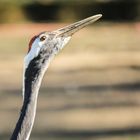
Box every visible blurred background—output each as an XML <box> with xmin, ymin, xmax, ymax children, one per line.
<box><xmin>0</xmin><ymin>0</ymin><xmax>140</xmax><ymax>140</ymax></box>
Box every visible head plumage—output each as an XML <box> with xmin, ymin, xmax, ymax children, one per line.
<box><xmin>28</xmin><ymin>35</ymin><xmax>38</xmax><ymax>53</ymax></box>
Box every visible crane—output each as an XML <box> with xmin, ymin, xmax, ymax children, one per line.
<box><xmin>10</xmin><ymin>14</ymin><xmax>102</xmax><ymax>140</ymax></box>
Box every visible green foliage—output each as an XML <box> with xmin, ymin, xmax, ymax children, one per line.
<box><xmin>0</xmin><ymin>1</ymin><xmax>26</xmax><ymax>23</ymax></box>
<box><xmin>0</xmin><ymin>0</ymin><xmax>139</xmax><ymax>23</ymax></box>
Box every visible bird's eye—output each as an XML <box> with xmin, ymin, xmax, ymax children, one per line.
<box><xmin>40</xmin><ymin>36</ymin><xmax>46</xmax><ymax>41</ymax></box>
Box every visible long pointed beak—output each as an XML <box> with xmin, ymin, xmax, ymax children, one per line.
<box><xmin>55</xmin><ymin>14</ymin><xmax>102</xmax><ymax>37</ymax></box>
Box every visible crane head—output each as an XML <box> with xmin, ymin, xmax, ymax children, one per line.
<box><xmin>24</xmin><ymin>14</ymin><xmax>102</xmax><ymax>69</ymax></box>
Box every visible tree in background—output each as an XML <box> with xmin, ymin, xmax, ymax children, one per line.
<box><xmin>0</xmin><ymin>0</ymin><xmax>139</xmax><ymax>23</ymax></box>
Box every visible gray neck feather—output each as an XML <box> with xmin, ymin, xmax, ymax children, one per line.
<box><xmin>10</xmin><ymin>53</ymin><xmax>50</xmax><ymax>140</ymax></box>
